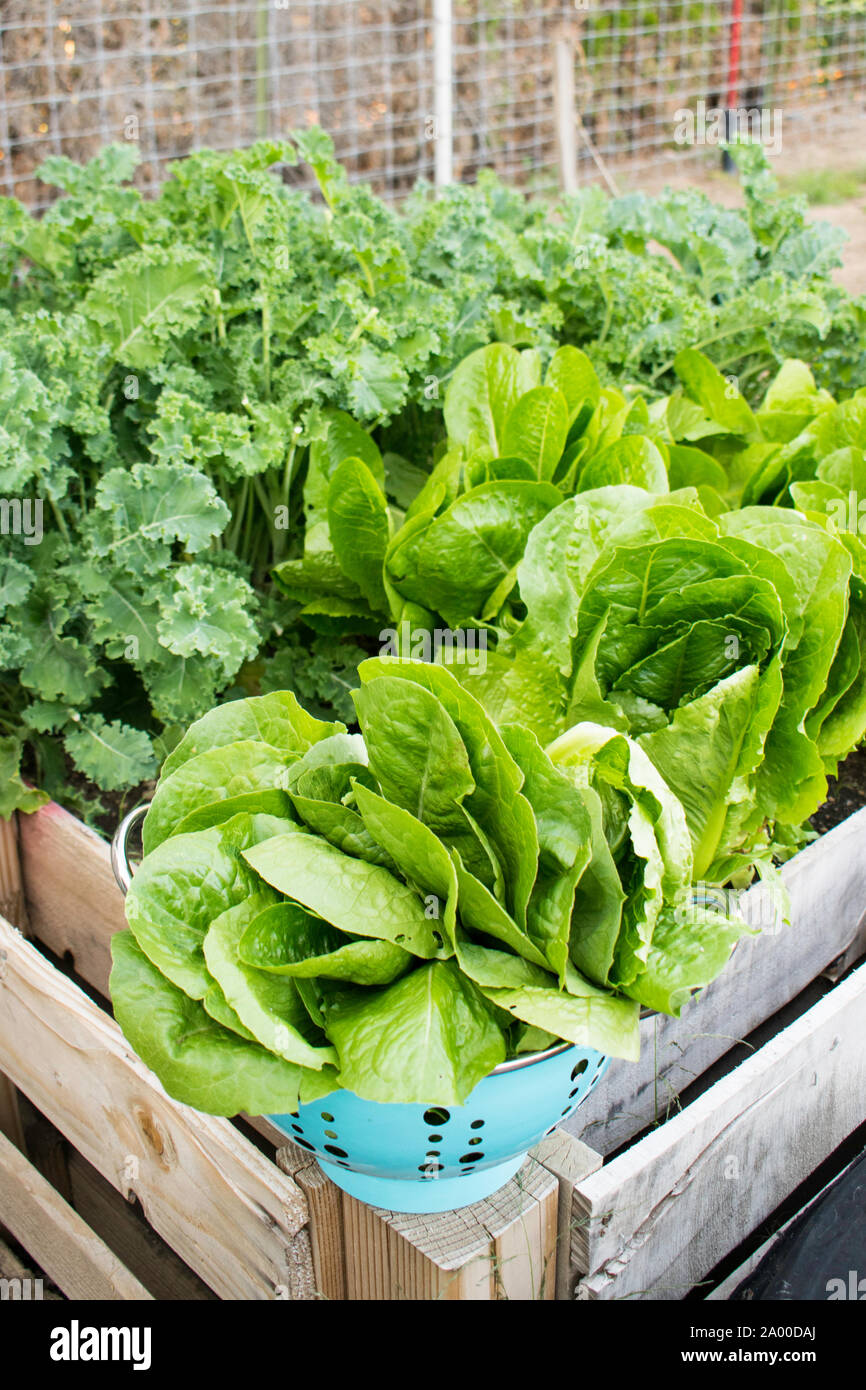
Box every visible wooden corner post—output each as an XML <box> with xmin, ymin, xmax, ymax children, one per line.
<box><xmin>277</xmin><ymin>1141</ymin><xmax>560</xmax><ymax>1300</ymax></box>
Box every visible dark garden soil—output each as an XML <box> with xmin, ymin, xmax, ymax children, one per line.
<box><xmin>809</xmin><ymin>747</ymin><xmax>866</xmax><ymax>835</ymax></box>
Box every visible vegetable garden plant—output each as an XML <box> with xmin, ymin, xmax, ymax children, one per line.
<box><xmin>1</xmin><ymin>133</ymin><xmax>864</xmax><ymax>818</ymax></box>
<box><xmin>112</xmin><ymin>662</ymin><xmax>743</xmax><ymax>1110</ymax></box>
<box><xmin>2</xmin><ymin>132</ymin><xmax>866</xmax><ymax>1128</ymax></box>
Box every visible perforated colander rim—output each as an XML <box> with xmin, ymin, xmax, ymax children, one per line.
<box><xmin>490</xmin><ymin>1041</ymin><xmax>574</xmax><ymax>1073</ymax></box>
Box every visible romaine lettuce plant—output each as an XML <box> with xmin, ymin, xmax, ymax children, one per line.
<box><xmin>110</xmin><ymin>662</ymin><xmax>745</xmax><ymax>1114</ymax></box>
<box><xmin>284</xmin><ymin>340</ymin><xmax>866</xmax><ymax>888</ymax></box>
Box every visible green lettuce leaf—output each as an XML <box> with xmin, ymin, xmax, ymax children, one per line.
<box><xmin>110</xmin><ymin>930</ymin><xmax>336</xmax><ymax>1115</ymax></box>
<box><xmin>622</xmin><ymin>903</ymin><xmax>749</xmax><ymax>1015</ymax></box>
<box><xmin>357</xmin><ymin>659</ymin><xmax>539</xmax><ymax>928</ymax></box>
<box><xmin>125</xmin><ymin>813</ymin><xmax>289</xmax><ymax>998</ymax></box>
<box><xmin>326</xmin><ymin>455</ymin><xmax>390</xmax><ymax>611</ymax></box>
<box><xmin>161</xmin><ymin>691</ymin><xmax>341</xmax><ymax>779</ymax></box>
<box><xmin>444</xmin><ymin>342</ymin><xmax>522</xmax><ymax>453</ymax></box>
<box><xmin>202</xmin><ymin>895</ymin><xmax>338</xmax><ymax>1068</ymax></box>
<box><xmin>481</xmin><ymin>965</ymin><xmax>640</xmax><ymax>1062</ymax></box>
<box><xmin>239</xmin><ymin>899</ymin><xmax>412</xmax><ymax>985</ymax></box>
<box><xmin>321</xmin><ymin>960</ymin><xmax>507</xmax><ymax>1104</ymax></box>
<box><xmin>142</xmin><ymin>739</ymin><xmax>295</xmax><ymax>853</ymax></box>
<box><xmin>243</xmin><ymin>831</ymin><xmax>451</xmax><ymax>959</ymax></box>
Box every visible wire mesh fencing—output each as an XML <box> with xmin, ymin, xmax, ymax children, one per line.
<box><xmin>1</xmin><ymin>1</ymin><xmax>865</xmax><ymax>209</ymax></box>
<box><xmin>571</xmin><ymin>0</ymin><xmax>866</xmax><ymax>186</ymax></box>
<box><xmin>0</xmin><ymin>1</ymin><xmax>440</xmax><ymax>205</ymax></box>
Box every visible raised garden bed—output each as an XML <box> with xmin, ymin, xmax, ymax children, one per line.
<box><xmin>0</xmin><ymin>795</ymin><xmax>863</xmax><ymax>1301</ymax></box>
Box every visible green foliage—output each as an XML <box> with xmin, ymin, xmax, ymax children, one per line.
<box><xmin>1</xmin><ymin>134</ymin><xmax>864</xmax><ymax>817</ymax></box>
<box><xmin>111</xmin><ymin>669</ymin><xmax>747</xmax><ymax>1113</ymax></box>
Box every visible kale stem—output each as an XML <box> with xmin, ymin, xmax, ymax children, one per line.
<box><xmin>597</xmin><ymin>275</ymin><xmax>613</xmax><ymax>347</ymax></box>
<box><xmin>347</xmin><ymin>307</ymin><xmax>379</xmax><ymax>346</ymax></box>
<box><xmin>282</xmin><ymin>437</ymin><xmax>299</xmax><ymax>505</ymax></box>
<box><xmin>48</xmin><ymin>497</ymin><xmax>71</xmax><ymax>544</ymax></box>
<box><xmin>358</xmin><ymin>255</ymin><xmax>376</xmax><ymax>298</ymax></box>
<box><xmin>213</xmin><ymin>288</ymin><xmax>227</xmax><ymax>344</ymax></box>
<box><xmin>252</xmin><ymin>471</ymin><xmax>278</xmax><ymax>562</ymax></box>
<box><xmin>251</xmin><ymin>471</ymin><xmax>273</xmax><ymax>519</ymax></box>
<box><xmin>261</xmin><ymin>293</ymin><xmax>271</xmax><ymax>397</ymax></box>
<box><xmin>241</xmin><ymin>479</ymin><xmax>256</xmax><ymax>562</ymax></box>
<box><xmin>228</xmin><ymin>477</ymin><xmax>250</xmax><ymax>555</ymax></box>
<box><xmin>650</xmin><ymin>325</ymin><xmax>771</xmax><ymax>384</ymax></box>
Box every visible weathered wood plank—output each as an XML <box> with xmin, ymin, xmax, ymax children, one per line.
<box><xmin>572</xmin><ymin>959</ymin><xmax>866</xmax><ymax>1300</ymax></box>
<box><xmin>0</xmin><ymin>816</ymin><xmax>27</xmax><ymax>1154</ymax></box>
<box><xmin>18</xmin><ymin>800</ymin><xmax>126</xmax><ymax>996</ymax></box>
<box><xmin>0</xmin><ymin>1229</ymin><xmax>63</xmax><ymax>1298</ymax></box>
<box><xmin>0</xmin><ymin>914</ymin><xmax>314</xmax><ymax>1301</ymax></box>
<box><xmin>66</xmin><ymin>1149</ymin><xmax>217</xmax><ymax>1301</ymax></box>
<box><xmin>567</xmin><ymin>806</ymin><xmax>866</xmax><ymax>1155</ymax></box>
<box><xmin>277</xmin><ymin>1142</ymin><xmax>347</xmax><ymax>1301</ymax></box>
<box><xmin>0</xmin><ymin>1127</ymin><xmax>152</xmax><ymax>1300</ymax></box>
<box><xmin>532</xmin><ymin>1131</ymin><xmax>602</xmax><ymax>1299</ymax></box>
<box><xmin>491</xmin><ymin>1169</ymin><xmax>558</xmax><ymax>1300</ymax></box>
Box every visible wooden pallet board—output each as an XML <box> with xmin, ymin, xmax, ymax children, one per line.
<box><xmin>64</xmin><ymin>1147</ymin><xmax>218</xmax><ymax>1301</ymax></box>
<box><xmin>567</xmin><ymin>805</ymin><xmax>866</xmax><ymax>1155</ymax></box>
<box><xmin>571</xmin><ymin>958</ymin><xmax>866</xmax><ymax>1300</ymax></box>
<box><xmin>532</xmin><ymin>1130</ymin><xmax>603</xmax><ymax>1298</ymax></box>
<box><xmin>18</xmin><ymin>800</ymin><xmax>126</xmax><ymax>997</ymax></box>
<box><xmin>0</xmin><ymin>1127</ymin><xmax>151</xmax><ymax>1300</ymax></box>
<box><xmin>4</xmin><ymin>796</ymin><xmax>866</xmax><ymax>1301</ymax></box>
<box><xmin>0</xmin><ymin>913</ymin><xmax>315</xmax><ymax>1301</ymax></box>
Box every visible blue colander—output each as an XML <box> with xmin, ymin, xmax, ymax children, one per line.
<box><xmin>268</xmin><ymin>1043</ymin><xmax>609</xmax><ymax>1212</ymax></box>
<box><xmin>111</xmin><ymin>806</ymin><xmax>610</xmax><ymax>1214</ymax></box>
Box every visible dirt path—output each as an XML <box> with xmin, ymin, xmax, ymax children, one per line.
<box><xmin>628</xmin><ymin>144</ymin><xmax>866</xmax><ymax>298</ymax></box>
<box><xmin>818</xmin><ymin>200</ymin><xmax>866</xmax><ymax>297</ymax></box>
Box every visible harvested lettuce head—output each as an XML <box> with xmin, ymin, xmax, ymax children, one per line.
<box><xmin>112</xmin><ymin>665</ymin><xmax>747</xmax><ymax>1115</ymax></box>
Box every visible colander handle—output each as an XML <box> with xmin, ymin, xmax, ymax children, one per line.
<box><xmin>110</xmin><ymin>803</ymin><xmax>150</xmax><ymax>898</ymax></box>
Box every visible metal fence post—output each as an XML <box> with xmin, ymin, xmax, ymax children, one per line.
<box><xmin>554</xmin><ymin>33</ymin><xmax>578</xmax><ymax>194</ymax></box>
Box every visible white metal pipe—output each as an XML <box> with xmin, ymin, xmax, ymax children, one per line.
<box><xmin>433</xmin><ymin>0</ymin><xmax>454</xmax><ymax>186</ymax></box>
<box><xmin>554</xmin><ymin>36</ymin><xmax>578</xmax><ymax>194</ymax></box>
